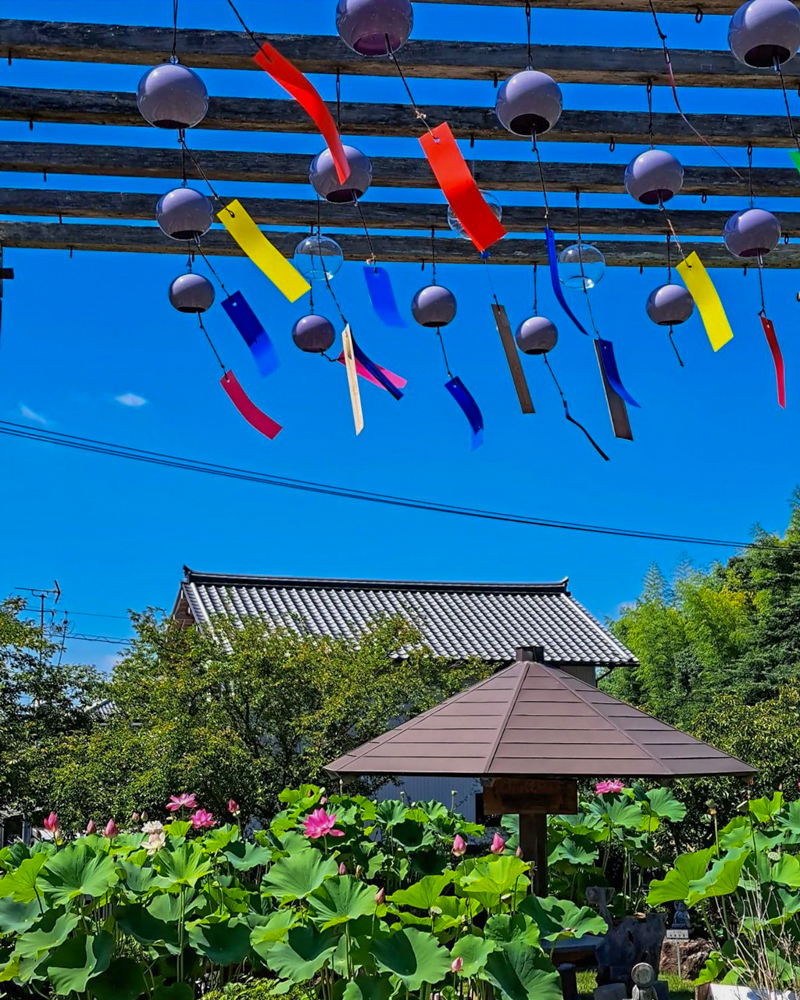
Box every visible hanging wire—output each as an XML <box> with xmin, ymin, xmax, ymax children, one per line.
<box><xmin>355</xmin><ymin>199</ymin><xmax>378</xmax><ymax>265</ymax></box>
<box><xmin>756</xmin><ymin>253</ymin><xmax>768</xmax><ymax>317</ymax></box>
<box><xmin>668</xmin><ymin>324</ymin><xmax>685</xmax><ymax>367</ymax></box>
<box><xmin>666</xmin><ymin>230</ymin><xmax>672</xmax><ymax>284</ymax></box>
<box><xmin>646</xmin><ymin>79</ymin><xmax>655</xmax><ymax>149</ymax></box>
<box><xmin>179</xmin><ymin>135</ymin><xmax>227</xmax><ymax>207</ymax></box>
<box><xmin>226</xmin><ymin>0</ymin><xmax>261</xmax><ymax>52</ymax></box>
<box><xmin>435</xmin><ymin>328</ymin><xmax>454</xmax><ymax>379</ymax></box>
<box><xmin>774</xmin><ymin>58</ymin><xmax>800</xmax><ymax>154</ymax></box>
<box><xmin>532</xmin><ymin>262</ymin><xmax>538</xmax><ymax>315</ymax></box>
<box><xmin>431</xmin><ymin>226</ymin><xmax>438</xmax><ymax>285</ymax></box>
<box><xmin>193</xmin><ymin>240</ymin><xmax>232</xmax><ymax>298</ymax></box>
<box><xmin>336</xmin><ymin>68</ymin><xmax>342</xmax><ymax>132</ymax></box>
<box><xmin>646</xmin><ymin>0</ymin><xmax>745</xmax><ymax>180</ymax></box>
<box><xmin>385</xmin><ymin>34</ymin><xmax>436</xmax><ymax>136</ymax></box>
<box><xmin>482</xmin><ymin>255</ymin><xmax>501</xmax><ymax>307</ymax></box>
<box><xmin>657</xmin><ymin>194</ymin><xmax>687</xmax><ymax>262</ymax></box>
<box><xmin>532</xmin><ymin>132</ymin><xmax>550</xmax><ymax>219</ymax></box>
<box><xmin>575</xmin><ymin>190</ymin><xmax>600</xmax><ymax>337</ymax></box>
<box><xmin>747</xmin><ymin>142</ymin><xmax>756</xmax><ymax>208</ymax></box>
<box><xmin>197</xmin><ymin>314</ymin><xmax>227</xmax><ymax>374</ymax></box>
<box><xmin>525</xmin><ymin>0</ymin><xmax>533</xmax><ymax>70</ymax></box>
<box><xmin>542</xmin><ymin>355</ymin><xmax>610</xmax><ymax>461</ymax></box>
<box><xmin>170</xmin><ymin>0</ymin><xmax>179</xmax><ymax>61</ymax></box>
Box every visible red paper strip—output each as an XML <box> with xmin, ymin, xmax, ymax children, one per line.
<box><xmin>254</xmin><ymin>42</ymin><xmax>350</xmax><ymax>185</ymax></box>
<box><xmin>220</xmin><ymin>369</ymin><xmax>282</xmax><ymax>441</ymax></box>
<box><xmin>761</xmin><ymin>315</ymin><xmax>786</xmax><ymax>409</ymax></box>
<box><xmin>336</xmin><ymin>354</ymin><xmax>407</xmax><ymax>392</ymax></box>
<box><xmin>419</xmin><ymin>122</ymin><xmax>507</xmax><ymax>254</ymax></box>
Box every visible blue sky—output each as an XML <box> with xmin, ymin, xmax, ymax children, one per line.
<box><xmin>1</xmin><ymin>0</ymin><xmax>798</xmax><ymax>668</ymax></box>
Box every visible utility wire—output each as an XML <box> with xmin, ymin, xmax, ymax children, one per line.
<box><xmin>0</xmin><ymin>420</ymin><xmax>769</xmax><ymax>551</ymax></box>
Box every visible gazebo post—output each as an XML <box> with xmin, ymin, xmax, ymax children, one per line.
<box><xmin>520</xmin><ymin>812</ymin><xmax>549</xmax><ymax>895</ymax></box>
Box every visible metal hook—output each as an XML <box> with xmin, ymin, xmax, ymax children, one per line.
<box><xmin>695</xmin><ymin>6</ymin><xmax>704</xmax><ymax>22</ymax></box>
<box><xmin>609</xmin><ymin>137</ymin><xmax>616</xmax><ymax>152</ymax></box>
<box><xmin>701</xmin><ymin>192</ymin><xmax>708</xmax><ymax>204</ymax></box>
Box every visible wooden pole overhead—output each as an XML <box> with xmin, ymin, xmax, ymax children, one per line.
<box><xmin>2</xmin><ymin>221</ymin><xmax>796</xmax><ymax>268</ymax></box>
<box><xmin>1</xmin><ymin>19</ymin><xmax>795</xmax><ymax>88</ymax></box>
<box><xmin>3</xmin><ymin>87</ymin><xmax>799</xmax><ymax>148</ymax></box>
<box><xmin>412</xmin><ymin>0</ymin><xmax>744</xmax><ymax>13</ymax></box>
<box><xmin>2</xmin><ymin>141</ymin><xmax>795</xmax><ymax>199</ymax></box>
<box><xmin>3</xmin><ymin>186</ymin><xmax>798</xmax><ymax>238</ymax></box>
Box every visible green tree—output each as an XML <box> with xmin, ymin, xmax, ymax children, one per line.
<box><xmin>0</xmin><ymin>597</ymin><xmax>102</xmax><ymax>816</ymax></box>
<box><xmin>29</xmin><ymin>611</ymin><xmax>490</xmax><ymax>831</ymax></box>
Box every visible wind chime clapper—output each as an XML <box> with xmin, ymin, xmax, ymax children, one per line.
<box><xmin>136</xmin><ymin>42</ymin><xmax>284</xmax><ymax>442</ymax></box>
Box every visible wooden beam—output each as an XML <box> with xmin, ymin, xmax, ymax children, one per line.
<box><xmin>0</xmin><ymin>19</ymin><xmax>793</xmax><ymax>88</ymax></box>
<box><xmin>413</xmin><ymin>0</ymin><xmax>740</xmax><ymax>13</ymax></box>
<box><xmin>3</xmin><ymin>141</ymin><xmax>796</xmax><ymax>199</ymax></box>
<box><xmin>0</xmin><ymin>220</ymin><xmax>793</xmax><ymax>267</ymax></box>
<box><xmin>2</xmin><ymin>186</ymin><xmax>797</xmax><ymax>237</ymax></box>
<box><xmin>3</xmin><ymin>87</ymin><xmax>799</xmax><ymax>148</ymax></box>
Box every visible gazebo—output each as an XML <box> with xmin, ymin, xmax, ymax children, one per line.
<box><xmin>327</xmin><ymin>646</ymin><xmax>755</xmax><ymax>894</ymax></box>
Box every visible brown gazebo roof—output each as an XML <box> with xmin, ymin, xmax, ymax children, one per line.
<box><xmin>327</xmin><ymin>652</ymin><xmax>755</xmax><ymax>780</ymax></box>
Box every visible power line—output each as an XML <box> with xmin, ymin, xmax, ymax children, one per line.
<box><xmin>0</xmin><ymin>418</ymin><xmax>771</xmax><ymax>551</ymax></box>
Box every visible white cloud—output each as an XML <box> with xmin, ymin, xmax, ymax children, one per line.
<box><xmin>20</xmin><ymin>403</ymin><xmax>49</xmax><ymax>425</ymax></box>
<box><xmin>115</xmin><ymin>393</ymin><xmax>148</xmax><ymax>408</ymax></box>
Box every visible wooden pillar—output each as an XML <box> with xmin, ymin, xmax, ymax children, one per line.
<box><xmin>519</xmin><ymin>811</ymin><xmax>549</xmax><ymax>896</ymax></box>
<box><xmin>484</xmin><ymin>777</ymin><xmax>577</xmax><ymax>897</ymax></box>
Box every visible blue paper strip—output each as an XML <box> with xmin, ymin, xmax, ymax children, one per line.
<box><xmin>351</xmin><ymin>335</ymin><xmax>404</xmax><ymax>400</ymax></box>
<box><xmin>364</xmin><ymin>267</ymin><xmax>406</xmax><ymax>328</ymax></box>
<box><xmin>222</xmin><ymin>291</ymin><xmax>280</xmax><ymax>378</ymax></box>
<box><xmin>544</xmin><ymin>226</ymin><xmax>590</xmax><ymax>338</ymax></box>
<box><xmin>446</xmin><ymin>376</ymin><xmax>484</xmax><ymax>450</ymax></box>
<box><xmin>598</xmin><ymin>338</ymin><xmax>640</xmax><ymax>409</ymax></box>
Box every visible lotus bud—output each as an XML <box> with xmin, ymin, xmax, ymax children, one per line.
<box><xmin>320</xmin><ymin>796</ymin><xmax>327</xmax><ymax>805</ymax></box>
<box><xmin>430</xmin><ymin>906</ymin><xmax>442</xmax><ymax>917</ymax></box>
<box><xmin>103</xmin><ymin>819</ymin><xmax>119</xmax><ymax>839</ymax></box>
<box><xmin>451</xmin><ymin>957</ymin><xmax>464</xmax><ymax>974</ymax></box>
<box><xmin>339</xmin><ymin>862</ymin><xmax>347</xmax><ymax>875</ymax></box>
<box><xmin>516</xmin><ymin>845</ymin><xmax>523</xmax><ymax>858</ymax></box>
<box><xmin>85</xmin><ymin>819</ymin><xmax>96</xmax><ymax>835</ymax></box>
<box><xmin>43</xmin><ymin>811</ymin><xmax>60</xmax><ymax>833</ymax></box>
<box><xmin>355</xmin><ymin>865</ymin><xmax>363</xmax><ymax>878</ymax></box>
<box><xmin>131</xmin><ymin>812</ymin><xmax>140</xmax><ymax>823</ymax></box>
<box><xmin>452</xmin><ymin>834</ymin><xmax>467</xmax><ymax>857</ymax></box>
<box><xmin>228</xmin><ymin>798</ymin><xmax>241</xmax><ymax>817</ymax></box>
<box><xmin>490</xmin><ymin>833</ymin><xmax>506</xmax><ymax>855</ymax></box>
<box><xmin>375</xmin><ymin>887</ymin><xmax>386</xmax><ymax>905</ymax></box>
<box><xmin>141</xmin><ymin>811</ymin><xmax>148</xmax><ymax>822</ymax></box>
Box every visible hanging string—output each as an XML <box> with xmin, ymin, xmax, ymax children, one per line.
<box><xmin>170</xmin><ymin>0</ymin><xmax>179</xmax><ymax>61</ymax></box>
<box><xmin>193</xmin><ymin>239</ymin><xmax>232</xmax><ymax>298</ymax></box>
<box><xmin>646</xmin><ymin>0</ymin><xmax>745</xmax><ymax>181</ymax></box>
<box><xmin>666</xmin><ymin>231</ymin><xmax>672</xmax><ymax>284</ymax></box>
<box><xmin>180</xmin><ymin>137</ymin><xmax>188</xmax><ymax>188</ymax></box>
<box><xmin>482</xmin><ymin>256</ymin><xmax>501</xmax><ymax>307</ymax></box>
<box><xmin>756</xmin><ymin>253</ymin><xmax>768</xmax><ymax>317</ymax></box>
<box><xmin>575</xmin><ymin>190</ymin><xmax>600</xmax><ymax>337</ymax></box>
<box><xmin>525</xmin><ymin>0</ymin><xmax>533</xmax><ymax>70</ymax></box>
<box><xmin>646</xmin><ymin>79</ymin><xmax>655</xmax><ymax>149</ymax></box>
<box><xmin>435</xmin><ymin>328</ymin><xmax>454</xmax><ymax>379</ymax></box>
<box><xmin>532</xmin><ymin>132</ymin><xmax>550</xmax><ymax>219</ymax></box>
<box><xmin>668</xmin><ymin>325</ymin><xmax>685</xmax><ymax>367</ymax></box>
<box><xmin>543</xmin><ymin>355</ymin><xmax>610</xmax><ymax>461</ymax></box>
<box><xmin>355</xmin><ymin>199</ymin><xmax>378</xmax><ymax>266</ymax></box>
<box><xmin>309</xmin><ymin>273</ymin><xmax>315</xmax><ymax>315</ymax></box>
<box><xmin>323</xmin><ymin>266</ymin><xmax>349</xmax><ymax>328</ymax></box>
<box><xmin>657</xmin><ymin>194</ymin><xmax>687</xmax><ymax>262</ymax></box>
<box><xmin>747</xmin><ymin>142</ymin><xmax>755</xmax><ymax>208</ymax></box>
<box><xmin>431</xmin><ymin>226</ymin><xmax>438</xmax><ymax>285</ymax></box>
<box><xmin>336</xmin><ymin>69</ymin><xmax>342</xmax><ymax>132</ymax></box>
<box><xmin>385</xmin><ymin>34</ymin><xmax>437</xmax><ymax>136</ymax></box>
<box><xmin>532</xmin><ymin>262</ymin><xmax>538</xmax><ymax>315</ymax></box>
<box><xmin>180</xmin><ymin>136</ymin><xmax>227</xmax><ymax>207</ymax></box>
<box><xmin>197</xmin><ymin>314</ymin><xmax>227</xmax><ymax>374</ymax></box>
<box><xmin>226</xmin><ymin>0</ymin><xmax>261</xmax><ymax>52</ymax></box>
<box><xmin>774</xmin><ymin>58</ymin><xmax>800</xmax><ymax>154</ymax></box>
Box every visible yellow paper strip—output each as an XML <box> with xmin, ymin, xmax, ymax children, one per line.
<box><xmin>341</xmin><ymin>324</ymin><xmax>364</xmax><ymax>436</ymax></box>
<box><xmin>677</xmin><ymin>251</ymin><xmax>733</xmax><ymax>353</ymax></box>
<box><xmin>217</xmin><ymin>199</ymin><xmax>310</xmax><ymax>303</ymax></box>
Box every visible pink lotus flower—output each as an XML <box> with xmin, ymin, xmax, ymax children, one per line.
<box><xmin>319</xmin><ymin>796</ymin><xmax>327</xmax><ymax>805</ymax></box>
<box><xmin>190</xmin><ymin>809</ymin><xmax>216</xmax><ymax>830</ymax></box>
<box><xmin>166</xmin><ymin>793</ymin><xmax>198</xmax><ymax>812</ymax></box>
<box><xmin>375</xmin><ymin>887</ymin><xmax>386</xmax><ymax>905</ymax></box>
<box><xmin>452</xmin><ymin>834</ymin><xmax>467</xmax><ymax>857</ymax></box>
<box><xmin>490</xmin><ymin>833</ymin><xmax>506</xmax><ymax>855</ymax></box>
<box><xmin>338</xmin><ymin>862</ymin><xmax>347</xmax><ymax>875</ymax></box>
<box><xmin>303</xmin><ymin>809</ymin><xmax>344</xmax><ymax>839</ymax></box>
<box><xmin>85</xmin><ymin>820</ymin><xmax>96</xmax><ymax>835</ymax></box>
<box><xmin>595</xmin><ymin>779</ymin><xmax>625</xmax><ymax>795</ymax></box>
<box><xmin>43</xmin><ymin>812</ymin><xmax>60</xmax><ymax>834</ymax></box>
<box><xmin>451</xmin><ymin>957</ymin><xmax>464</xmax><ymax>974</ymax></box>
<box><xmin>228</xmin><ymin>799</ymin><xmax>241</xmax><ymax>817</ymax></box>
<box><xmin>103</xmin><ymin>819</ymin><xmax>118</xmax><ymax>839</ymax></box>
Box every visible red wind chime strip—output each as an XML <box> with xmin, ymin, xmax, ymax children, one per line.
<box><xmin>253</xmin><ymin>42</ymin><xmax>351</xmax><ymax>185</ymax></box>
<box><xmin>760</xmin><ymin>316</ymin><xmax>787</xmax><ymax>409</ymax></box>
<box><xmin>220</xmin><ymin>370</ymin><xmax>283</xmax><ymax>441</ymax></box>
<box><xmin>419</xmin><ymin>122</ymin><xmax>507</xmax><ymax>254</ymax></box>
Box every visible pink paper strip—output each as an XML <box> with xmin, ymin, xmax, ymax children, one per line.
<box><xmin>336</xmin><ymin>354</ymin><xmax>407</xmax><ymax>392</ymax></box>
<box><xmin>220</xmin><ymin>369</ymin><xmax>282</xmax><ymax>441</ymax></box>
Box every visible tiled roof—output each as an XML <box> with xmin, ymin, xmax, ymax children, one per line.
<box><xmin>174</xmin><ymin>569</ymin><xmax>636</xmax><ymax>666</ymax></box>
<box><xmin>327</xmin><ymin>654</ymin><xmax>755</xmax><ymax>779</ymax></box>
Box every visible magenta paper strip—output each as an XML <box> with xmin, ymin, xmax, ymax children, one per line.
<box><xmin>220</xmin><ymin>369</ymin><xmax>282</xmax><ymax>441</ymax></box>
<box><xmin>337</xmin><ymin>354</ymin><xmax>407</xmax><ymax>392</ymax></box>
